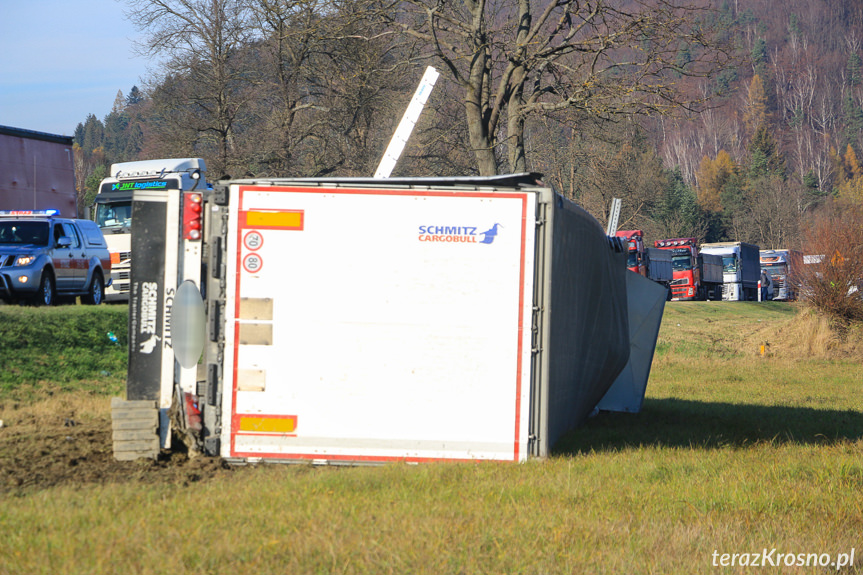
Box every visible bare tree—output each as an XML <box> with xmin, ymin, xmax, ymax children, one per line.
<box><xmin>796</xmin><ymin>201</ymin><xmax>863</xmax><ymax>323</ymax></box>
<box><xmin>124</xmin><ymin>0</ymin><xmax>255</xmax><ymax>176</ymax></box>
<box><xmin>378</xmin><ymin>0</ymin><xmax>734</xmax><ymax>175</ymax></box>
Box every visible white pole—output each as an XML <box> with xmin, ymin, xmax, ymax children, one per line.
<box><xmin>374</xmin><ymin>66</ymin><xmax>440</xmax><ymax>178</ymax></box>
<box><xmin>606</xmin><ymin>198</ymin><xmax>622</xmax><ymax>236</ymax></box>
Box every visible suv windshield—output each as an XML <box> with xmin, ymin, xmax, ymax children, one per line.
<box><xmin>0</xmin><ymin>221</ymin><xmax>50</xmax><ymax>245</ymax></box>
<box><xmin>95</xmin><ymin>202</ymin><xmax>132</xmax><ymax>229</ymax></box>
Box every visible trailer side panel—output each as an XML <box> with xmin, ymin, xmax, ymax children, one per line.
<box><xmin>220</xmin><ymin>184</ymin><xmax>536</xmax><ymax>462</ymax></box>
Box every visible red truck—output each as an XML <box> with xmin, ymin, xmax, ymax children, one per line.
<box><xmin>616</xmin><ymin>230</ymin><xmax>672</xmax><ymax>293</ymax></box>
<box><xmin>617</xmin><ymin>230</ymin><xmax>647</xmax><ymax>275</ymax></box>
<box><xmin>654</xmin><ymin>237</ymin><xmax>723</xmax><ymax>301</ymax></box>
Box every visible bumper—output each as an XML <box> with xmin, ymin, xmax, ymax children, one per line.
<box><xmin>105</xmin><ymin>266</ymin><xmax>130</xmax><ymax>301</ymax></box>
<box><xmin>0</xmin><ymin>268</ymin><xmax>41</xmax><ymax>298</ymax></box>
<box><xmin>670</xmin><ymin>286</ymin><xmax>697</xmax><ymax>300</ymax></box>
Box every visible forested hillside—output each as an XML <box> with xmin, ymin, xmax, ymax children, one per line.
<box><xmin>73</xmin><ymin>0</ymin><xmax>863</xmax><ymax>249</ymax></box>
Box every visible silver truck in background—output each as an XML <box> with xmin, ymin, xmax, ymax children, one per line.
<box><xmin>700</xmin><ymin>241</ymin><xmax>761</xmax><ymax>301</ymax></box>
<box><xmin>760</xmin><ymin>249</ymin><xmax>803</xmax><ymax>301</ymax></box>
<box><xmin>94</xmin><ymin>158</ymin><xmax>207</xmax><ymax>301</ymax></box>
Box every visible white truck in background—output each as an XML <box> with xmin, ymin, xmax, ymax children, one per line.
<box><xmin>700</xmin><ymin>241</ymin><xmax>761</xmax><ymax>301</ymax></box>
<box><xmin>111</xmin><ymin>170</ymin><xmax>667</xmax><ymax>463</ymax></box>
<box><xmin>93</xmin><ymin>158</ymin><xmax>207</xmax><ymax>301</ymax></box>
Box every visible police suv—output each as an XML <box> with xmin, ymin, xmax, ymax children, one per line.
<box><xmin>0</xmin><ymin>210</ymin><xmax>112</xmax><ymax>306</ymax></box>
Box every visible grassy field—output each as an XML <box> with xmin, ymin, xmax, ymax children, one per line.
<box><xmin>0</xmin><ymin>302</ymin><xmax>861</xmax><ymax>574</ymax></box>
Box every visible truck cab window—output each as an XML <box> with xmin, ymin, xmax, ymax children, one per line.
<box><xmin>671</xmin><ymin>255</ymin><xmax>692</xmax><ymax>271</ymax></box>
<box><xmin>721</xmin><ymin>256</ymin><xmax>738</xmax><ymax>273</ymax></box>
<box><xmin>96</xmin><ymin>202</ymin><xmax>132</xmax><ymax>228</ymax></box>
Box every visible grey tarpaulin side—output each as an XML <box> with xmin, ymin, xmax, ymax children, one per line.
<box><xmin>531</xmin><ymin>192</ymin><xmax>631</xmax><ymax>457</ymax></box>
<box><xmin>596</xmin><ymin>270</ymin><xmax>667</xmax><ymax>413</ymax></box>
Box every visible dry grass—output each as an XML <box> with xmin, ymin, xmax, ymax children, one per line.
<box><xmin>741</xmin><ymin>305</ymin><xmax>863</xmax><ymax>359</ymax></box>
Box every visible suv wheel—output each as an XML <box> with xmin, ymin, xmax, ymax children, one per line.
<box><xmin>34</xmin><ymin>270</ymin><xmax>55</xmax><ymax>306</ymax></box>
<box><xmin>83</xmin><ymin>271</ymin><xmax>104</xmax><ymax>305</ymax></box>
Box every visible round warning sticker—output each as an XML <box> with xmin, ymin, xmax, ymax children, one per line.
<box><xmin>244</xmin><ymin>230</ymin><xmax>264</xmax><ymax>251</ymax></box>
<box><xmin>243</xmin><ymin>252</ymin><xmax>263</xmax><ymax>274</ymax></box>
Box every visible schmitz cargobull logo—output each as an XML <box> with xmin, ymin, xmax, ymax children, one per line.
<box><xmin>418</xmin><ymin>223</ymin><xmax>502</xmax><ymax>244</ymax></box>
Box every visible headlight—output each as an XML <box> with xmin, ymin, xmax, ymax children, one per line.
<box><xmin>14</xmin><ymin>255</ymin><xmax>36</xmax><ymax>266</ymax></box>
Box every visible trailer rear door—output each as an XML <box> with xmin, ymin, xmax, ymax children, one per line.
<box><xmin>220</xmin><ymin>183</ymin><xmax>536</xmax><ymax>462</ymax></box>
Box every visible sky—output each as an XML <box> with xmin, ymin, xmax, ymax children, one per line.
<box><xmin>0</xmin><ymin>0</ymin><xmax>151</xmax><ymax>137</ymax></box>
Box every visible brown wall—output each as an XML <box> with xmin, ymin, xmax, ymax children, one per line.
<box><xmin>0</xmin><ymin>126</ymin><xmax>77</xmax><ymax>218</ymax></box>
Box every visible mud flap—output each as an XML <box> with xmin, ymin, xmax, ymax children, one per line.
<box><xmin>111</xmin><ymin>398</ymin><xmax>159</xmax><ymax>461</ymax></box>
<box><xmin>122</xmin><ymin>188</ymin><xmax>180</xmax><ymax>451</ymax></box>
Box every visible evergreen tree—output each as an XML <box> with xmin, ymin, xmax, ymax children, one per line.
<box><xmin>651</xmin><ymin>167</ymin><xmax>710</xmax><ymax>241</ymax></box>
<box><xmin>126</xmin><ymin>86</ymin><xmax>144</xmax><ymax>106</ymax></box>
<box><xmin>76</xmin><ymin>114</ymin><xmax>105</xmax><ymax>154</ymax></box>
<box><xmin>750</xmin><ymin>38</ymin><xmax>767</xmax><ymax>69</ymax></box>
<box><xmin>83</xmin><ymin>164</ymin><xmax>107</xmax><ymax>210</ymax></box>
<box><xmin>848</xmin><ymin>53</ymin><xmax>862</xmax><ymax>88</ymax></box>
<box><xmin>748</xmin><ymin>125</ymin><xmax>785</xmax><ymax>178</ymax></box>
<box><xmin>104</xmin><ymin>109</ymin><xmax>131</xmax><ymax>162</ymax></box>
<box><xmin>841</xmin><ymin>94</ymin><xmax>863</xmax><ymax>149</ymax></box>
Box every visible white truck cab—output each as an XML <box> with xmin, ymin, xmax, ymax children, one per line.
<box><xmin>94</xmin><ymin>158</ymin><xmax>206</xmax><ymax>301</ymax></box>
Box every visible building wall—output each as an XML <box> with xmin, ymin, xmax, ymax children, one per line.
<box><xmin>0</xmin><ymin>125</ymin><xmax>77</xmax><ymax>217</ymax></box>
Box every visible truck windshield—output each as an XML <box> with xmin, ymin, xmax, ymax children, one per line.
<box><xmin>0</xmin><ymin>221</ymin><xmax>50</xmax><ymax>245</ymax></box>
<box><xmin>627</xmin><ymin>252</ymin><xmax>638</xmax><ymax>267</ymax></box>
<box><xmin>95</xmin><ymin>202</ymin><xmax>132</xmax><ymax>229</ymax></box>
<box><xmin>671</xmin><ymin>254</ymin><xmax>692</xmax><ymax>271</ymax></box>
<box><xmin>762</xmin><ymin>262</ymin><xmax>785</xmax><ymax>277</ymax></box>
<box><xmin>722</xmin><ymin>256</ymin><xmax>738</xmax><ymax>272</ymax></box>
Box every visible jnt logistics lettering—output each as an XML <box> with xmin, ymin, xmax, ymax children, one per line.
<box><xmin>111</xmin><ymin>180</ymin><xmax>171</xmax><ymax>191</ymax></box>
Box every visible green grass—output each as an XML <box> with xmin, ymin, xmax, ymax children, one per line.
<box><xmin>1</xmin><ymin>301</ymin><xmax>862</xmax><ymax>574</ymax></box>
<box><xmin>0</xmin><ymin>304</ymin><xmax>128</xmax><ymax>400</ymax></box>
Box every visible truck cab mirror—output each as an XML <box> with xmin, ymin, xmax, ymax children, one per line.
<box><xmin>57</xmin><ymin>236</ymin><xmax>72</xmax><ymax>248</ymax></box>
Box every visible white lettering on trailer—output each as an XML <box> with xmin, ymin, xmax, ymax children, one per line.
<box><xmin>140</xmin><ymin>282</ymin><xmax>159</xmax><ymax>335</ymax></box>
<box><xmin>162</xmin><ymin>287</ymin><xmax>174</xmax><ymax>350</ymax></box>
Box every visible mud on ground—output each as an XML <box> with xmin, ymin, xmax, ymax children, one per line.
<box><xmin>0</xmin><ymin>395</ymin><xmax>236</xmax><ymax>493</ymax></box>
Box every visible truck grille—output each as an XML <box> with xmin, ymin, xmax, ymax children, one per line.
<box><xmin>670</xmin><ymin>278</ymin><xmax>687</xmax><ymax>285</ymax></box>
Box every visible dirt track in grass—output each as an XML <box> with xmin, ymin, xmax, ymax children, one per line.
<box><xmin>0</xmin><ymin>397</ymin><xmax>235</xmax><ymax>493</ymax></box>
